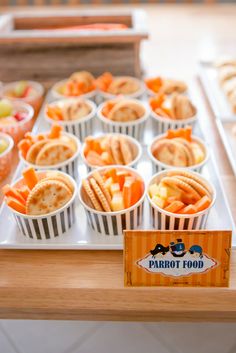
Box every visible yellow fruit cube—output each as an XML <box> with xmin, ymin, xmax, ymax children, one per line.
<box><xmin>152</xmin><ymin>196</ymin><xmax>166</xmax><ymax>208</ymax></box>
<box><xmin>110</xmin><ymin>183</ymin><xmax>120</xmax><ymax>196</ymax></box>
<box><xmin>111</xmin><ymin>192</ymin><xmax>124</xmax><ymax>211</ymax></box>
<box><xmin>149</xmin><ymin>183</ymin><xmax>160</xmax><ymax>198</ymax></box>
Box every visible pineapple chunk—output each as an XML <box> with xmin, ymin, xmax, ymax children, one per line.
<box><xmin>110</xmin><ymin>183</ymin><xmax>120</xmax><ymax>196</ymax></box>
<box><xmin>152</xmin><ymin>196</ymin><xmax>166</xmax><ymax>209</ymax></box>
<box><xmin>149</xmin><ymin>184</ymin><xmax>160</xmax><ymax>198</ymax></box>
<box><xmin>111</xmin><ymin>192</ymin><xmax>124</xmax><ymax>211</ymax></box>
<box><xmin>191</xmin><ymin>142</ymin><xmax>205</xmax><ymax>164</ymax></box>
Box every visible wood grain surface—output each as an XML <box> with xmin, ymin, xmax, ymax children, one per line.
<box><xmin>0</xmin><ymin>4</ymin><xmax>236</xmax><ymax>321</ymax></box>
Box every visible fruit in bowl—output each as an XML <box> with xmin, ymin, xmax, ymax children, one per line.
<box><xmin>0</xmin><ymin>99</ymin><xmax>29</xmax><ymax>125</ymax></box>
<box><xmin>145</xmin><ymin>76</ymin><xmax>187</xmax><ymax>95</ymax></box>
<box><xmin>148</xmin><ymin>170</ymin><xmax>213</xmax><ymax>214</ymax></box>
<box><xmin>150</xmin><ymin>126</ymin><xmax>207</xmax><ymax>168</ymax></box>
<box><xmin>150</xmin><ymin>93</ymin><xmax>196</xmax><ymax>120</ymax></box>
<box><xmin>81</xmin><ymin>168</ymin><xmax>145</xmax><ymax>212</ymax></box>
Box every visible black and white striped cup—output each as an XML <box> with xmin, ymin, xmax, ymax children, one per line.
<box><xmin>45</xmin><ymin>98</ymin><xmax>97</xmax><ymax>142</ymax></box>
<box><xmin>19</xmin><ymin>132</ymin><xmax>81</xmax><ymax>180</ymax></box>
<box><xmin>9</xmin><ymin>171</ymin><xmax>77</xmax><ymax>239</ymax></box>
<box><xmin>79</xmin><ymin>166</ymin><xmax>146</xmax><ymax>236</ymax></box>
<box><xmin>81</xmin><ymin>133</ymin><xmax>143</xmax><ymax>173</ymax></box>
<box><xmin>147</xmin><ymin>134</ymin><xmax>209</xmax><ymax>174</ymax></box>
<box><xmin>51</xmin><ymin>79</ymin><xmax>97</xmax><ymax>103</ymax></box>
<box><xmin>150</xmin><ymin>109</ymin><xmax>197</xmax><ymax>134</ymax></box>
<box><xmin>147</xmin><ymin>169</ymin><xmax>216</xmax><ymax>231</ymax></box>
<box><xmin>97</xmin><ymin>100</ymin><xmax>149</xmax><ymax>141</ymax></box>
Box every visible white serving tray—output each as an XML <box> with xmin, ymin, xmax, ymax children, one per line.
<box><xmin>198</xmin><ymin>60</ymin><xmax>236</xmax><ymax>121</ymax></box>
<box><xmin>199</xmin><ymin>60</ymin><xmax>236</xmax><ymax>175</ymax></box>
<box><xmin>0</xmin><ymin>83</ymin><xmax>235</xmax><ymax>249</ymax></box>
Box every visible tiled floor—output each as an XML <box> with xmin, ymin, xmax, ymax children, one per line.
<box><xmin>0</xmin><ymin>321</ymin><xmax>236</xmax><ymax>353</ymax></box>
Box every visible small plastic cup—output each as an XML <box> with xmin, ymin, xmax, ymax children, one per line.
<box><xmin>81</xmin><ymin>133</ymin><xmax>143</xmax><ymax>172</ymax></box>
<box><xmin>19</xmin><ymin>132</ymin><xmax>81</xmax><ymax>180</ymax></box>
<box><xmin>0</xmin><ymin>101</ymin><xmax>34</xmax><ymax>143</ymax></box>
<box><xmin>150</xmin><ymin>108</ymin><xmax>197</xmax><ymax>134</ymax></box>
<box><xmin>98</xmin><ymin>76</ymin><xmax>146</xmax><ymax>102</ymax></box>
<box><xmin>147</xmin><ymin>134</ymin><xmax>209</xmax><ymax>174</ymax></box>
<box><xmin>1</xmin><ymin>81</ymin><xmax>44</xmax><ymax>116</ymax></box>
<box><xmin>97</xmin><ymin>100</ymin><xmax>149</xmax><ymax>140</ymax></box>
<box><xmin>51</xmin><ymin>79</ymin><xmax>97</xmax><ymax>103</ymax></box>
<box><xmin>44</xmin><ymin>98</ymin><xmax>97</xmax><ymax>142</ymax></box>
<box><xmin>147</xmin><ymin>169</ymin><xmax>216</xmax><ymax>231</ymax></box>
<box><xmin>7</xmin><ymin>171</ymin><xmax>77</xmax><ymax>240</ymax></box>
<box><xmin>79</xmin><ymin>165</ymin><xmax>146</xmax><ymax>236</ymax></box>
<box><xmin>0</xmin><ymin>132</ymin><xmax>14</xmax><ymax>182</ymax></box>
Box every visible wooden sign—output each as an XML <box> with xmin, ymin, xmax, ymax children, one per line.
<box><xmin>124</xmin><ymin>230</ymin><xmax>231</xmax><ymax>287</ymax></box>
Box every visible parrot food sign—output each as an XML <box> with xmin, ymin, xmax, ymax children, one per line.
<box><xmin>124</xmin><ymin>230</ymin><xmax>231</xmax><ymax>287</ymax></box>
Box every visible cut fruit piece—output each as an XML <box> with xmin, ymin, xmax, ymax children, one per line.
<box><xmin>164</xmin><ymin>200</ymin><xmax>184</xmax><ymax>213</ymax></box>
<box><xmin>152</xmin><ymin>195</ymin><xmax>167</xmax><ymax>209</ymax></box>
<box><xmin>148</xmin><ymin>183</ymin><xmax>160</xmax><ymax>198</ymax></box>
<box><xmin>194</xmin><ymin>195</ymin><xmax>211</xmax><ymax>212</ymax></box>
<box><xmin>0</xmin><ymin>99</ymin><xmax>13</xmax><ymax>118</ymax></box>
<box><xmin>7</xmin><ymin>197</ymin><xmax>26</xmax><ymax>214</ymax></box>
<box><xmin>111</xmin><ymin>191</ymin><xmax>125</xmax><ymax>212</ymax></box>
<box><xmin>110</xmin><ymin>183</ymin><xmax>120</xmax><ymax>196</ymax></box>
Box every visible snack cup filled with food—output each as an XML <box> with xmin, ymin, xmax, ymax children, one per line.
<box><xmin>97</xmin><ymin>98</ymin><xmax>149</xmax><ymax>140</ymax></box>
<box><xmin>147</xmin><ymin>169</ymin><xmax>216</xmax><ymax>231</ymax></box>
<box><xmin>1</xmin><ymin>80</ymin><xmax>44</xmax><ymax>115</ymax></box>
<box><xmin>45</xmin><ymin>98</ymin><xmax>96</xmax><ymax>142</ymax></box>
<box><xmin>0</xmin><ymin>99</ymin><xmax>34</xmax><ymax>143</ymax></box>
<box><xmin>0</xmin><ymin>132</ymin><xmax>14</xmax><ymax>182</ymax></box>
<box><xmin>96</xmin><ymin>72</ymin><xmax>145</xmax><ymax>101</ymax></box>
<box><xmin>81</xmin><ymin>133</ymin><xmax>142</xmax><ymax>172</ymax></box>
<box><xmin>18</xmin><ymin>125</ymin><xmax>80</xmax><ymax>180</ymax></box>
<box><xmin>150</xmin><ymin>93</ymin><xmax>197</xmax><ymax>134</ymax></box>
<box><xmin>79</xmin><ymin>166</ymin><xmax>146</xmax><ymax>236</ymax></box>
<box><xmin>145</xmin><ymin>76</ymin><xmax>188</xmax><ymax>96</ymax></box>
<box><xmin>51</xmin><ymin>71</ymin><xmax>97</xmax><ymax>102</ymax></box>
<box><xmin>2</xmin><ymin>168</ymin><xmax>77</xmax><ymax>239</ymax></box>
<box><xmin>147</xmin><ymin>126</ymin><xmax>209</xmax><ymax>174</ymax></box>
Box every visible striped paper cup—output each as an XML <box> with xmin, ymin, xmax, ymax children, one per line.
<box><xmin>147</xmin><ymin>169</ymin><xmax>216</xmax><ymax>231</ymax></box>
<box><xmin>79</xmin><ymin>166</ymin><xmax>146</xmax><ymax>236</ymax></box>
<box><xmin>0</xmin><ymin>132</ymin><xmax>14</xmax><ymax>182</ymax></box>
<box><xmin>8</xmin><ymin>171</ymin><xmax>77</xmax><ymax>239</ymax></box>
<box><xmin>147</xmin><ymin>134</ymin><xmax>209</xmax><ymax>174</ymax></box>
<box><xmin>44</xmin><ymin>98</ymin><xmax>97</xmax><ymax>142</ymax></box>
<box><xmin>98</xmin><ymin>77</ymin><xmax>146</xmax><ymax>102</ymax></box>
<box><xmin>97</xmin><ymin>100</ymin><xmax>149</xmax><ymax>140</ymax></box>
<box><xmin>51</xmin><ymin>79</ymin><xmax>97</xmax><ymax>103</ymax></box>
<box><xmin>1</xmin><ymin>81</ymin><xmax>44</xmax><ymax>116</ymax></box>
<box><xmin>81</xmin><ymin>133</ymin><xmax>143</xmax><ymax>172</ymax></box>
<box><xmin>0</xmin><ymin>101</ymin><xmax>34</xmax><ymax>143</ymax></box>
<box><xmin>19</xmin><ymin>132</ymin><xmax>81</xmax><ymax>180</ymax></box>
<box><xmin>150</xmin><ymin>109</ymin><xmax>197</xmax><ymax>134</ymax></box>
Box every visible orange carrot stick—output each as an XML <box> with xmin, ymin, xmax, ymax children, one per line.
<box><xmin>194</xmin><ymin>195</ymin><xmax>211</xmax><ymax>212</ymax></box>
<box><xmin>17</xmin><ymin>186</ymin><xmax>30</xmax><ymax>201</ymax></box>
<box><xmin>22</xmin><ymin>167</ymin><xmax>38</xmax><ymax>190</ymax></box>
<box><xmin>18</xmin><ymin>139</ymin><xmax>32</xmax><ymax>158</ymax></box>
<box><xmin>2</xmin><ymin>184</ymin><xmax>26</xmax><ymax>205</ymax></box>
<box><xmin>178</xmin><ymin>204</ymin><xmax>197</xmax><ymax>214</ymax></box>
<box><xmin>165</xmin><ymin>201</ymin><xmax>184</xmax><ymax>213</ymax></box>
<box><xmin>7</xmin><ymin>197</ymin><xmax>26</xmax><ymax>214</ymax></box>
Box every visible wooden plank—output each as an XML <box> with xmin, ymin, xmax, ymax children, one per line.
<box><xmin>0</xmin><ymin>249</ymin><xmax>235</xmax><ymax>321</ymax></box>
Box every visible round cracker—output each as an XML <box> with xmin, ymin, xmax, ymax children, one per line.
<box><xmin>161</xmin><ymin>176</ymin><xmax>201</xmax><ymax>201</ymax></box>
<box><xmin>42</xmin><ymin>172</ymin><xmax>74</xmax><ymax>193</ymax></box>
<box><xmin>35</xmin><ymin>141</ymin><xmax>74</xmax><ymax>166</ymax></box>
<box><xmin>25</xmin><ymin>140</ymin><xmax>49</xmax><ymax>164</ymax></box>
<box><xmin>89</xmin><ymin>178</ymin><xmax>111</xmax><ymax>212</ymax></box>
<box><xmin>26</xmin><ymin>180</ymin><xmax>72</xmax><ymax>215</ymax></box>
<box><xmin>173</xmin><ymin>138</ymin><xmax>195</xmax><ymax>166</ymax></box>
<box><xmin>167</xmin><ymin>170</ymin><xmax>211</xmax><ymax>192</ymax></box>
<box><xmin>152</xmin><ymin>139</ymin><xmax>188</xmax><ymax>167</ymax></box>
<box><xmin>174</xmin><ymin>176</ymin><xmax>211</xmax><ymax>198</ymax></box>
<box><xmin>82</xmin><ymin>179</ymin><xmax>102</xmax><ymax>212</ymax></box>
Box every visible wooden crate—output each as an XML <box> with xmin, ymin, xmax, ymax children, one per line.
<box><xmin>0</xmin><ymin>10</ymin><xmax>148</xmax><ymax>85</ymax></box>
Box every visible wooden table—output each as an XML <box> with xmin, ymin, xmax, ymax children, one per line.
<box><xmin>0</xmin><ymin>4</ymin><xmax>236</xmax><ymax>322</ymax></box>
